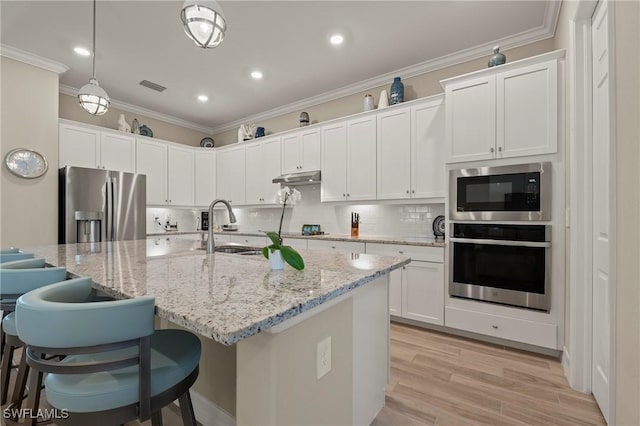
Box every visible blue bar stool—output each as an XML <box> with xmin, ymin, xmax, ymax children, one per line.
<box><xmin>16</xmin><ymin>277</ymin><xmax>201</xmax><ymax>426</ymax></box>
<box><xmin>0</xmin><ymin>260</ymin><xmax>68</xmax><ymax>406</ymax></box>
<box><xmin>0</xmin><ymin>250</ymin><xmax>35</xmax><ymax>264</ymax></box>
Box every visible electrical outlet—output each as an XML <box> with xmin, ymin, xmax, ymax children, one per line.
<box><xmin>316</xmin><ymin>336</ymin><xmax>331</xmax><ymax>379</ymax></box>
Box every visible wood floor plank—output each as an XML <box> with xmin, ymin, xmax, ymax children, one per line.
<box><xmin>384</xmin><ymin>393</ymin><xmax>438</xmax><ymax>425</ymax></box>
<box><xmin>371</xmin><ymin>402</ymin><xmax>434</xmax><ymax>426</ymax></box>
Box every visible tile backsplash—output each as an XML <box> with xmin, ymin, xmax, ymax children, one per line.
<box><xmin>146</xmin><ymin>185</ymin><xmax>444</xmax><ymax>238</ymax></box>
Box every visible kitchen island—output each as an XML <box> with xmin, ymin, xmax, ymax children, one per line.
<box><xmin>24</xmin><ymin>238</ymin><xmax>410</xmax><ymax>426</ymax></box>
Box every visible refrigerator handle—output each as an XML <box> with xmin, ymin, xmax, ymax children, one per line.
<box><xmin>110</xmin><ymin>176</ymin><xmax>117</xmax><ymax>241</ymax></box>
<box><xmin>105</xmin><ymin>177</ymin><xmax>114</xmax><ymax>241</ymax></box>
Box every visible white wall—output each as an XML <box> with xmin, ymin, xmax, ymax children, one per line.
<box><xmin>147</xmin><ymin>186</ymin><xmax>444</xmax><ymax>238</ymax></box>
<box><xmin>0</xmin><ymin>57</ymin><xmax>60</xmax><ymax>247</ymax></box>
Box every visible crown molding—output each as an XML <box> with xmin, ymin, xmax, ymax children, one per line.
<box><xmin>0</xmin><ymin>44</ymin><xmax>69</xmax><ymax>74</ymax></box>
<box><xmin>59</xmin><ymin>85</ymin><xmax>215</xmax><ymax>135</ymax></box>
<box><xmin>210</xmin><ymin>1</ymin><xmax>562</xmax><ymax>134</ymax></box>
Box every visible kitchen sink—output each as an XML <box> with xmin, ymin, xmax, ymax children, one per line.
<box><xmin>192</xmin><ymin>244</ymin><xmax>263</xmax><ymax>255</ymax></box>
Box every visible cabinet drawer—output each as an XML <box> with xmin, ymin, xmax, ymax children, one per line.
<box><xmin>228</xmin><ymin>235</ymin><xmax>267</xmax><ymax>247</ymax></box>
<box><xmin>307</xmin><ymin>239</ymin><xmax>365</xmax><ymax>253</ymax></box>
<box><xmin>366</xmin><ymin>243</ymin><xmax>443</xmax><ymax>263</ymax></box>
<box><xmin>444</xmin><ymin>306</ymin><xmax>557</xmax><ymax>349</ymax></box>
<box><xmin>213</xmin><ymin>234</ymin><xmax>230</xmax><ymax>244</ymax></box>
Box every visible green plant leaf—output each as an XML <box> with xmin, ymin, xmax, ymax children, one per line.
<box><xmin>280</xmin><ymin>245</ymin><xmax>305</xmax><ymax>270</ymax></box>
<box><xmin>262</xmin><ymin>244</ymin><xmax>277</xmax><ymax>259</ymax></box>
<box><xmin>266</xmin><ymin>232</ymin><xmax>281</xmax><ymax>248</ymax></box>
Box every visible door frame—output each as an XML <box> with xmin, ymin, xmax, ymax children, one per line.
<box><xmin>567</xmin><ymin>0</ymin><xmax>617</xmax><ymax>423</ymax></box>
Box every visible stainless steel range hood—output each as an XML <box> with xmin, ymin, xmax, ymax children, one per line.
<box><xmin>272</xmin><ymin>170</ymin><xmax>321</xmax><ymax>186</ymax></box>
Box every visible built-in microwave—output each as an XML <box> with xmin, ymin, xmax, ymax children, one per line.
<box><xmin>450</xmin><ymin>162</ymin><xmax>551</xmax><ymax>221</ymax></box>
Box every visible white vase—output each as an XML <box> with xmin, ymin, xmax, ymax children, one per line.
<box><xmin>363</xmin><ymin>94</ymin><xmax>375</xmax><ymax>111</ymax></box>
<box><xmin>378</xmin><ymin>90</ymin><xmax>389</xmax><ymax>108</ymax></box>
<box><xmin>269</xmin><ymin>249</ymin><xmax>285</xmax><ymax>270</ymax></box>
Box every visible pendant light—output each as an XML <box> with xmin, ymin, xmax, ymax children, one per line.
<box><xmin>180</xmin><ymin>0</ymin><xmax>227</xmax><ymax>49</ymax></box>
<box><xmin>78</xmin><ymin>0</ymin><xmax>109</xmax><ymax>116</ymax></box>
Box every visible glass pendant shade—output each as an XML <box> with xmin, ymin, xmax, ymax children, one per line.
<box><xmin>78</xmin><ymin>78</ymin><xmax>110</xmax><ymax>116</ymax></box>
<box><xmin>181</xmin><ymin>0</ymin><xmax>226</xmax><ymax>48</ymax></box>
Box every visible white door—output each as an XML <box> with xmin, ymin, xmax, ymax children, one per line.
<box><xmin>59</xmin><ymin>124</ymin><xmax>100</xmax><ymax>169</ymax></box>
<box><xmin>376</xmin><ymin>107</ymin><xmax>411</xmax><ymax>200</ymax></box>
<box><xmin>245</xmin><ymin>141</ymin><xmax>264</xmax><ymax>204</ymax></box>
<box><xmin>411</xmin><ymin>97</ymin><xmax>445</xmax><ymax>198</ymax></box>
<box><xmin>194</xmin><ymin>150</ymin><xmax>216</xmax><ymax>207</ymax></box>
<box><xmin>402</xmin><ymin>262</ymin><xmax>444</xmax><ymax>326</ymax></box>
<box><xmin>347</xmin><ymin>116</ymin><xmax>377</xmax><ymax>201</ymax></box>
<box><xmin>591</xmin><ymin>1</ymin><xmax>612</xmax><ymax>422</ymax></box>
<box><xmin>388</xmin><ymin>268</ymin><xmax>402</xmax><ymax>317</ymax></box>
<box><xmin>281</xmin><ymin>133</ymin><xmax>301</xmax><ymax>174</ymax></box>
<box><xmin>216</xmin><ymin>145</ymin><xmax>245</xmax><ymax>205</ymax></box>
<box><xmin>262</xmin><ymin>137</ymin><xmax>282</xmax><ymax>204</ymax></box>
<box><xmin>100</xmin><ymin>132</ymin><xmax>135</xmax><ymax>172</ymax></box>
<box><xmin>136</xmin><ymin>139</ymin><xmax>167</xmax><ymax>205</ymax></box>
<box><xmin>321</xmin><ymin>121</ymin><xmax>347</xmax><ymax>202</ymax></box>
<box><xmin>300</xmin><ymin>128</ymin><xmax>321</xmax><ymax>172</ymax></box>
<box><xmin>167</xmin><ymin>146</ymin><xmax>195</xmax><ymax>206</ymax></box>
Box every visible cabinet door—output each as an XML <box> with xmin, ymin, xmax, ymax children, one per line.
<box><xmin>216</xmin><ymin>145</ymin><xmax>245</xmax><ymax>205</ymax></box>
<box><xmin>377</xmin><ymin>107</ymin><xmax>411</xmax><ymax>200</ymax></box>
<box><xmin>281</xmin><ymin>133</ymin><xmax>300</xmax><ymax>174</ymax></box>
<box><xmin>307</xmin><ymin>239</ymin><xmax>365</xmax><ymax>253</ymax></box>
<box><xmin>59</xmin><ymin>124</ymin><xmax>100</xmax><ymax>169</ymax></box>
<box><xmin>411</xmin><ymin>97</ymin><xmax>445</xmax><ymax>198</ymax></box>
<box><xmin>402</xmin><ymin>262</ymin><xmax>444</xmax><ymax>325</ymax></box>
<box><xmin>347</xmin><ymin>116</ymin><xmax>377</xmax><ymax>201</ymax></box>
<box><xmin>497</xmin><ymin>59</ymin><xmax>558</xmax><ymax>158</ymax></box>
<box><xmin>300</xmin><ymin>128</ymin><xmax>321</xmax><ymax>171</ymax></box>
<box><xmin>389</xmin><ymin>268</ymin><xmax>402</xmax><ymax>317</ymax></box>
<box><xmin>245</xmin><ymin>142</ymin><xmax>264</xmax><ymax>204</ymax></box>
<box><xmin>194</xmin><ymin>150</ymin><xmax>216</xmax><ymax>206</ymax></box>
<box><xmin>321</xmin><ymin>122</ymin><xmax>348</xmax><ymax>202</ymax></box>
<box><xmin>100</xmin><ymin>132</ymin><xmax>135</xmax><ymax>172</ymax></box>
<box><xmin>167</xmin><ymin>146</ymin><xmax>195</xmax><ymax>206</ymax></box>
<box><xmin>445</xmin><ymin>75</ymin><xmax>496</xmax><ymax>163</ymax></box>
<box><xmin>136</xmin><ymin>139</ymin><xmax>167</xmax><ymax>205</ymax></box>
<box><xmin>262</xmin><ymin>137</ymin><xmax>282</xmax><ymax>204</ymax></box>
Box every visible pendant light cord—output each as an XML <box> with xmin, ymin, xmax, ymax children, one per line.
<box><xmin>91</xmin><ymin>0</ymin><xmax>96</xmax><ymax>79</ymax></box>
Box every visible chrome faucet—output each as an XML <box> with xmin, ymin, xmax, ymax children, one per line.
<box><xmin>206</xmin><ymin>199</ymin><xmax>237</xmax><ymax>254</ymax></box>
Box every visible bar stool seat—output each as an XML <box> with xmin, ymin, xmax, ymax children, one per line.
<box><xmin>0</xmin><ymin>252</ymin><xmax>34</xmax><ymax>264</ymax></box>
<box><xmin>17</xmin><ymin>277</ymin><xmax>201</xmax><ymax>426</ymax></box>
<box><xmin>2</xmin><ymin>312</ymin><xmax>17</xmax><ymax>336</ymax></box>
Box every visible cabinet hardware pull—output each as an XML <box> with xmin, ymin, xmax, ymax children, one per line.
<box><xmin>411</xmin><ymin>190</ymin><xmax>415</xmax><ymax>194</ymax></box>
<box><xmin>399</xmin><ymin>251</ymin><xmax>404</xmax><ymax>254</ymax></box>
<box><xmin>498</xmin><ymin>147</ymin><xmax>502</xmax><ymax>152</ymax></box>
<box><xmin>406</xmin><ymin>190</ymin><xmax>410</xmax><ymax>194</ymax></box>
<box><xmin>347</xmin><ymin>193</ymin><xmax>350</xmax><ymax>197</ymax></box>
<box><xmin>331</xmin><ymin>246</ymin><xmax>336</xmax><ymax>249</ymax></box>
<box><xmin>490</xmin><ymin>147</ymin><xmax>495</xmax><ymax>153</ymax></box>
<box><xmin>491</xmin><ymin>325</ymin><xmax>498</xmax><ymax>329</ymax></box>
<box><xmin>343</xmin><ymin>194</ymin><xmax>346</xmax><ymax>197</ymax></box>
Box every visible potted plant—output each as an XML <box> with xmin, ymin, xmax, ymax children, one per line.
<box><xmin>262</xmin><ymin>187</ymin><xmax>304</xmax><ymax>270</ymax></box>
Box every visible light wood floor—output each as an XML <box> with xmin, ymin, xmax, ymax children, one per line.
<box><xmin>373</xmin><ymin>323</ymin><xmax>606</xmax><ymax>426</ymax></box>
<box><xmin>3</xmin><ymin>323</ymin><xmax>606</xmax><ymax>426</ymax></box>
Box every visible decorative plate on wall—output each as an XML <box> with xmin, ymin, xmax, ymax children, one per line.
<box><xmin>5</xmin><ymin>148</ymin><xmax>48</xmax><ymax>179</ymax></box>
<box><xmin>432</xmin><ymin>215</ymin><xmax>445</xmax><ymax>239</ymax></box>
<box><xmin>200</xmin><ymin>137</ymin><xmax>214</xmax><ymax>148</ymax></box>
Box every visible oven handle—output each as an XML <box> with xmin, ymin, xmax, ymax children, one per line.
<box><xmin>449</xmin><ymin>237</ymin><xmax>551</xmax><ymax>248</ymax></box>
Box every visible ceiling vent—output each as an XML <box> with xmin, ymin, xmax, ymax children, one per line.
<box><xmin>139</xmin><ymin>80</ymin><xmax>166</xmax><ymax>92</ymax></box>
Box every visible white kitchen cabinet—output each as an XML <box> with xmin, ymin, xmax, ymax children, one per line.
<box><xmin>376</xmin><ymin>96</ymin><xmax>445</xmax><ymax>201</ymax></box>
<box><xmin>376</xmin><ymin>107</ymin><xmax>411</xmax><ymax>200</ymax></box>
<box><xmin>136</xmin><ymin>139</ymin><xmax>167</xmax><ymax>205</ymax></box>
<box><xmin>366</xmin><ymin>243</ymin><xmax>444</xmax><ymax>326</ymax></box>
<box><xmin>194</xmin><ymin>150</ymin><xmax>216</xmax><ymax>207</ymax></box>
<box><xmin>167</xmin><ymin>145</ymin><xmax>195</xmax><ymax>206</ymax></box>
<box><xmin>281</xmin><ymin>128</ymin><xmax>320</xmax><ymax>174</ymax></box>
<box><xmin>443</xmin><ymin>53</ymin><xmax>560</xmax><ymax>163</ymax></box>
<box><xmin>59</xmin><ymin>123</ymin><xmax>135</xmax><ymax>172</ymax></box>
<box><xmin>411</xmin><ymin>97</ymin><xmax>446</xmax><ymax>198</ymax></box>
<box><xmin>216</xmin><ymin>145</ymin><xmax>246</xmax><ymax>205</ymax></box>
<box><xmin>307</xmin><ymin>239</ymin><xmax>365</xmax><ymax>254</ymax></box>
<box><xmin>245</xmin><ymin>137</ymin><xmax>282</xmax><ymax>205</ymax></box>
<box><xmin>321</xmin><ymin>116</ymin><xmax>377</xmax><ymax>202</ymax></box>
<box><xmin>228</xmin><ymin>235</ymin><xmax>267</xmax><ymax>247</ymax></box>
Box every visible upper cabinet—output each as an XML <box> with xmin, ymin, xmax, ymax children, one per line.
<box><xmin>376</xmin><ymin>95</ymin><xmax>446</xmax><ymax>200</ymax></box>
<box><xmin>136</xmin><ymin>138</ymin><xmax>167</xmax><ymax>205</ymax></box>
<box><xmin>167</xmin><ymin>145</ymin><xmax>195</xmax><ymax>206</ymax></box>
<box><xmin>321</xmin><ymin>115</ymin><xmax>377</xmax><ymax>202</ymax></box>
<box><xmin>194</xmin><ymin>149</ymin><xmax>216</xmax><ymax>207</ymax></box>
<box><xmin>281</xmin><ymin>128</ymin><xmax>321</xmax><ymax>174</ymax></box>
<box><xmin>442</xmin><ymin>51</ymin><xmax>562</xmax><ymax>163</ymax></box>
<box><xmin>59</xmin><ymin>122</ymin><xmax>135</xmax><ymax>172</ymax></box>
<box><xmin>246</xmin><ymin>136</ymin><xmax>282</xmax><ymax>205</ymax></box>
<box><xmin>216</xmin><ymin>144</ymin><xmax>246</xmax><ymax>205</ymax></box>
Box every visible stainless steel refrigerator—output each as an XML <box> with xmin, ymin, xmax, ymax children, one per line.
<box><xmin>59</xmin><ymin>166</ymin><xmax>146</xmax><ymax>244</ymax></box>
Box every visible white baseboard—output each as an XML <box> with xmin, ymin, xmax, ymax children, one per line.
<box><xmin>562</xmin><ymin>346</ymin><xmax>571</xmax><ymax>378</ymax></box>
<box><xmin>184</xmin><ymin>390</ymin><xmax>236</xmax><ymax>426</ymax></box>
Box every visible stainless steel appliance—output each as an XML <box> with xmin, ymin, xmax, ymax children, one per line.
<box><xmin>449</xmin><ymin>223</ymin><xmax>551</xmax><ymax>311</ymax></box>
<box><xmin>59</xmin><ymin>166</ymin><xmax>146</xmax><ymax>243</ymax></box>
<box><xmin>450</xmin><ymin>162</ymin><xmax>551</xmax><ymax>221</ymax></box>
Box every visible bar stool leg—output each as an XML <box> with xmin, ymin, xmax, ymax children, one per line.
<box><xmin>179</xmin><ymin>391</ymin><xmax>197</xmax><ymax>426</ymax></box>
<box><xmin>11</xmin><ymin>347</ymin><xmax>30</xmax><ymax>409</ymax></box>
<box><xmin>151</xmin><ymin>410</ymin><xmax>164</xmax><ymax>426</ymax></box>
<box><xmin>0</xmin><ymin>341</ymin><xmax>15</xmax><ymax>404</ymax></box>
<box><xmin>23</xmin><ymin>358</ymin><xmax>43</xmax><ymax>426</ymax></box>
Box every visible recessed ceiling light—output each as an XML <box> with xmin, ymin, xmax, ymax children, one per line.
<box><xmin>197</xmin><ymin>94</ymin><xmax>209</xmax><ymax>102</ymax></box>
<box><xmin>74</xmin><ymin>46</ymin><xmax>91</xmax><ymax>56</ymax></box>
<box><xmin>329</xmin><ymin>34</ymin><xmax>344</xmax><ymax>46</ymax></box>
<box><xmin>250</xmin><ymin>70</ymin><xmax>263</xmax><ymax>80</ymax></box>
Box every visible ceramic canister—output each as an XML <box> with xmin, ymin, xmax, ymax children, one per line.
<box><xmin>363</xmin><ymin>94</ymin><xmax>375</xmax><ymax>111</ymax></box>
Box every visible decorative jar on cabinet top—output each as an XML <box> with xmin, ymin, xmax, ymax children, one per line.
<box><xmin>390</xmin><ymin>77</ymin><xmax>404</xmax><ymax>105</ymax></box>
<box><xmin>363</xmin><ymin>94</ymin><xmax>375</xmax><ymax>111</ymax></box>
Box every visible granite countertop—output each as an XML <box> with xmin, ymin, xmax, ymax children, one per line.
<box><xmin>24</xmin><ymin>239</ymin><xmax>409</xmax><ymax>345</ymax></box>
<box><xmin>146</xmin><ymin>230</ymin><xmax>446</xmax><ymax>247</ymax></box>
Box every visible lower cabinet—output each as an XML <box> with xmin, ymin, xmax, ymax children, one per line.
<box><xmin>366</xmin><ymin>243</ymin><xmax>444</xmax><ymax>326</ymax></box>
<box><xmin>228</xmin><ymin>235</ymin><xmax>267</xmax><ymax>247</ymax></box>
<box><xmin>307</xmin><ymin>239</ymin><xmax>365</xmax><ymax>253</ymax></box>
